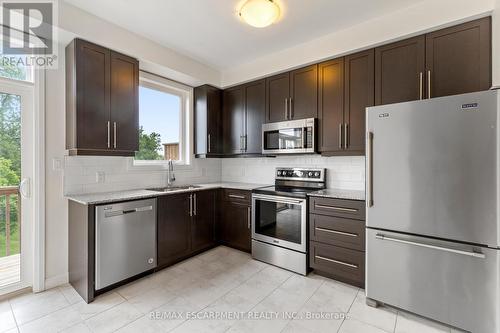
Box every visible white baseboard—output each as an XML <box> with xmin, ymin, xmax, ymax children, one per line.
<box><xmin>45</xmin><ymin>273</ymin><xmax>69</xmax><ymax>290</ymax></box>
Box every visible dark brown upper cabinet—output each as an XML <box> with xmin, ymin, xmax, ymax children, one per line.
<box><xmin>318</xmin><ymin>57</ymin><xmax>344</xmax><ymax>154</ymax></box>
<box><xmin>194</xmin><ymin>85</ymin><xmax>222</xmax><ymax>157</ymax></box>
<box><xmin>66</xmin><ymin>38</ymin><xmax>139</xmax><ymax>156</ymax></box>
<box><xmin>223</xmin><ymin>80</ymin><xmax>265</xmax><ymax>155</ymax></box>
<box><xmin>426</xmin><ymin>17</ymin><xmax>491</xmax><ymax>99</ymax></box>
<box><xmin>375</xmin><ymin>36</ymin><xmax>425</xmax><ymax>105</ymax></box>
<box><xmin>344</xmin><ymin>49</ymin><xmax>374</xmax><ymax>154</ymax></box>
<box><xmin>266</xmin><ymin>65</ymin><xmax>318</xmax><ymax>122</ymax></box>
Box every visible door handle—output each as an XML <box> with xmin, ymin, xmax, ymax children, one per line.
<box><xmin>367</xmin><ymin>131</ymin><xmax>374</xmax><ymax>207</ymax></box>
<box><xmin>344</xmin><ymin>123</ymin><xmax>349</xmax><ymax>149</ymax></box>
<box><xmin>284</xmin><ymin>98</ymin><xmax>288</xmax><ymax>120</ymax></box>
<box><xmin>289</xmin><ymin>97</ymin><xmax>293</xmax><ymax>119</ymax></box>
<box><xmin>208</xmin><ymin>134</ymin><xmax>211</xmax><ymax>153</ymax></box>
<box><xmin>315</xmin><ymin>227</ymin><xmax>358</xmax><ymax>237</ymax></box>
<box><xmin>189</xmin><ymin>194</ymin><xmax>193</xmax><ymax>217</ymax></box>
<box><xmin>427</xmin><ymin>70</ymin><xmax>431</xmax><ymax>99</ymax></box>
<box><xmin>375</xmin><ymin>234</ymin><xmax>486</xmax><ymax>259</ymax></box>
<box><xmin>228</xmin><ymin>194</ymin><xmax>246</xmax><ymax>199</ymax></box>
<box><xmin>419</xmin><ymin>72</ymin><xmax>423</xmax><ymax>100</ymax></box>
<box><xmin>339</xmin><ymin>123</ymin><xmax>343</xmax><ymax>149</ymax></box>
<box><xmin>113</xmin><ymin>122</ymin><xmax>117</xmax><ymax>149</ymax></box>
<box><xmin>247</xmin><ymin>207</ymin><xmax>251</xmax><ymax>229</ymax></box>
<box><xmin>193</xmin><ymin>193</ymin><xmax>197</xmax><ymax>216</ymax></box>
<box><xmin>314</xmin><ymin>204</ymin><xmax>357</xmax><ymax>212</ymax></box>
<box><xmin>107</xmin><ymin>121</ymin><xmax>110</xmax><ymax>148</ymax></box>
<box><xmin>315</xmin><ymin>255</ymin><xmax>358</xmax><ymax>268</ymax></box>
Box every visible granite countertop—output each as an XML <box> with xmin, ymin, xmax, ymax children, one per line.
<box><xmin>308</xmin><ymin>188</ymin><xmax>365</xmax><ymax>201</ymax></box>
<box><xmin>66</xmin><ymin>182</ymin><xmax>269</xmax><ymax>205</ymax></box>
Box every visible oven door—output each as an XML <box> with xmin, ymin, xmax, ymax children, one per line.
<box><xmin>252</xmin><ymin>194</ymin><xmax>307</xmax><ymax>253</ymax></box>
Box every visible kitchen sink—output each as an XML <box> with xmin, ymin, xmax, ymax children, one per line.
<box><xmin>147</xmin><ymin>185</ymin><xmax>201</xmax><ymax>192</ymax></box>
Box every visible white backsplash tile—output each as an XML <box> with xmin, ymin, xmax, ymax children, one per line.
<box><xmin>63</xmin><ymin>155</ymin><xmax>365</xmax><ymax>195</ymax></box>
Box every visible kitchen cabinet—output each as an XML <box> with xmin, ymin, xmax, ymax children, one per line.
<box><xmin>219</xmin><ymin>189</ymin><xmax>251</xmax><ymax>252</ymax></box>
<box><xmin>319</xmin><ymin>50</ymin><xmax>374</xmax><ymax>155</ymax></box>
<box><xmin>157</xmin><ymin>193</ymin><xmax>192</xmax><ymax>268</ymax></box>
<box><xmin>266</xmin><ymin>65</ymin><xmax>318</xmax><ymax>122</ymax></box>
<box><xmin>191</xmin><ymin>190</ymin><xmax>216</xmax><ymax>252</ymax></box>
<box><xmin>223</xmin><ymin>80</ymin><xmax>265</xmax><ymax>155</ymax></box>
<box><xmin>375</xmin><ymin>36</ymin><xmax>426</xmax><ymax>105</ymax></box>
<box><xmin>157</xmin><ymin>190</ymin><xmax>216</xmax><ymax>267</ymax></box>
<box><xmin>426</xmin><ymin>17</ymin><xmax>491</xmax><ymax>98</ymax></box>
<box><xmin>309</xmin><ymin>197</ymin><xmax>366</xmax><ymax>288</ymax></box>
<box><xmin>66</xmin><ymin>38</ymin><xmax>139</xmax><ymax>156</ymax></box>
<box><xmin>194</xmin><ymin>85</ymin><xmax>222</xmax><ymax>157</ymax></box>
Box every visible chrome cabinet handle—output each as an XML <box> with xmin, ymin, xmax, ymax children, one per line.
<box><xmin>338</xmin><ymin>123</ymin><xmax>343</xmax><ymax>149</ymax></box>
<box><xmin>247</xmin><ymin>207</ymin><xmax>251</xmax><ymax>229</ymax></box>
<box><xmin>314</xmin><ymin>204</ymin><xmax>358</xmax><ymax>212</ymax></box>
<box><xmin>189</xmin><ymin>194</ymin><xmax>193</xmax><ymax>217</ymax></box>
<box><xmin>427</xmin><ymin>70</ymin><xmax>431</xmax><ymax>99</ymax></box>
<box><xmin>375</xmin><ymin>234</ymin><xmax>486</xmax><ymax>259</ymax></box>
<box><xmin>367</xmin><ymin>131</ymin><xmax>374</xmax><ymax>207</ymax></box>
<box><xmin>284</xmin><ymin>98</ymin><xmax>288</xmax><ymax>120</ymax></box>
<box><xmin>208</xmin><ymin>134</ymin><xmax>211</xmax><ymax>153</ymax></box>
<box><xmin>289</xmin><ymin>97</ymin><xmax>293</xmax><ymax>119</ymax></box>
<box><xmin>193</xmin><ymin>193</ymin><xmax>197</xmax><ymax>216</ymax></box>
<box><xmin>315</xmin><ymin>227</ymin><xmax>357</xmax><ymax>237</ymax></box>
<box><xmin>228</xmin><ymin>194</ymin><xmax>246</xmax><ymax>199</ymax></box>
<box><xmin>113</xmin><ymin>122</ymin><xmax>117</xmax><ymax>149</ymax></box>
<box><xmin>344</xmin><ymin>123</ymin><xmax>349</xmax><ymax>149</ymax></box>
<box><xmin>315</xmin><ymin>255</ymin><xmax>358</xmax><ymax>268</ymax></box>
<box><xmin>107</xmin><ymin>121</ymin><xmax>110</xmax><ymax>148</ymax></box>
<box><xmin>419</xmin><ymin>72</ymin><xmax>423</xmax><ymax>100</ymax></box>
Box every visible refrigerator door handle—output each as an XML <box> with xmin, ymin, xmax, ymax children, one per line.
<box><xmin>366</xmin><ymin>131</ymin><xmax>374</xmax><ymax>207</ymax></box>
<box><xmin>375</xmin><ymin>234</ymin><xmax>486</xmax><ymax>259</ymax></box>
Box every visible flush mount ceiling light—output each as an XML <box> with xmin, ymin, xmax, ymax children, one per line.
<box><xmin>239</xmin><ymin>0</ymin><xmax>280</xmax><ymax>28</ymax></box>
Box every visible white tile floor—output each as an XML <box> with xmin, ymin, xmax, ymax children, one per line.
<box><xmin>0</xmin><ymin>246</ymin><xmax>465</xmax><ymax>333</ymax></box>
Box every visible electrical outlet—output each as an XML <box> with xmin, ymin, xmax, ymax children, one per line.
<box><xmin>52</xmin><ymin>158</ymin><xmax>62</xmax><ymax>171</ymax></box>
<box><xmin>96</xmin><ymin>171</ymin><xmax>105</xmax><ymax>183</ymax></box>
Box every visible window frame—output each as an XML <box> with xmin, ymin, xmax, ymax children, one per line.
<box><xmin>133</xmin><ymin>71</ymin><xmax>192</xmax><ymax>167</ymax></box>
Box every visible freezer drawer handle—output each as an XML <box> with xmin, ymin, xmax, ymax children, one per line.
<box><xmin>315</xmin><ymin>204</ymin><xmax>357</xmax><ymax>213</ymax></box>
<box><xmin>104</xmin><ymin>205</ymin><xmax>153</xmax><ymax>217</ymax></box>
<box><xmin>315</xmin><ymin>255</ymin><xmax>358</xmax><ymax>268</ymax></box>
<box><xmin>375</xmin><ymin>234</ymin><xmax>486</xmax><ymax>259</ymax></box>
<box><xmin>316</xmin><ymin>227</ymin><xmax>357</xmax><ymax>237</ymax></box>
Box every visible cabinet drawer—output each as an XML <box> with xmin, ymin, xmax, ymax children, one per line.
<box><xmin>310</xmin><ymin>241</ymin><xmax>365</xmax><ymax>288</ymax></box>
<box><xmin>223</xmin><ymin>189</ymin><xmax>251</xmax><ymax>205</ymax></box>
<box><xmin>310</xmin><ymin>214</ymin><xmax>365</xmax><ymax>251</ymax></box>
<box><xmin>309</xmin><ymin>197</ymin><xmax>365</xmax><ymax>220</ymax></box>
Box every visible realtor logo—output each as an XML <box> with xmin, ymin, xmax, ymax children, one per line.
<box><xmin>1</xmin><ymin>0</ymin><xmax>58</xmax><ymax>68</ymax></box>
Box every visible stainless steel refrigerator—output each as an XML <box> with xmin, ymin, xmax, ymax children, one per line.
<box><xmin>365</xmin><ymin>90</ymin><xmax>500</xmax><ymax>333</ymax></box>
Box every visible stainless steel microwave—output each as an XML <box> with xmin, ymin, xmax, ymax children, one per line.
<box><xmin>262</xmin><ymin>118</ymin><xmax>316</xmax><ymax>155</ymax></box>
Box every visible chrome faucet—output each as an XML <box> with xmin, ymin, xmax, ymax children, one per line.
<box><xmin>167</xmin><ymin>159</ymin><xmax>176</xmax><ymax>187</ymax></box>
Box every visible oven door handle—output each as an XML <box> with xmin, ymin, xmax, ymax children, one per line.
<box><xmin>252</xmin><ymin>194</ymin><xmax>304</xmax><ymax>205</ymax></box>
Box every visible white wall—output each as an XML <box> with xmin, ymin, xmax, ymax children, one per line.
<box><xmin>221</xmin><ymin>156</ymin><xmax>365</xmax><ymax>191</ymax></box>
<box><xmin>221</xmin><ymin>0</ymin><xmax>495</xmax><ymax>87</ymax></box>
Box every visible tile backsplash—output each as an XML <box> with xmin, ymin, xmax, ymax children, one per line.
<box><xmin>221</xmin><ymin>156</ymin><xmax>365</xmax><ymax>190</ymax></box>
<box><xmin>63</xmin><ymin>155</ymin><xmax>365</xmax><ymax>195</ymax></box>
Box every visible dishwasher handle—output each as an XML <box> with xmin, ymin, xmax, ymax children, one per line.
<box><xmin>104</xmin><ymin>205</ymin><xmax>153</xmax><ymax>218</ymax></box>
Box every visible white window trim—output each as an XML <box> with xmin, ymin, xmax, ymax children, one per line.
<box><xmin>132</xmin><ymin>71</ymin><xmax>193</xmax><ymax>170</ymax></box>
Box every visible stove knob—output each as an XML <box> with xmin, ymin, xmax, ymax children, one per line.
<box><xmin>298</xmin><ymin>171</ymin><xmax>303</xmax><ymax>177</ymax></box>
<box><xmin>308</xmin><ymin>172</ymin><xmax>313</xmax><ymax>177</ymax></box>
<box><xmin>277</xmin><ymin>171</ymin><xmax>282</xmax><ymax>176</ymax></box>
<box><xmin>314</xmin><ymin>172</ymin><xmax>320</xmax><ymax>177</ymax></box>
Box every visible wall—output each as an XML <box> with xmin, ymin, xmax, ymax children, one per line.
<box><xmin>493</xmin><ymin>0</ymin><xmax>500</xmax><ymax>86</ymax></box>
<box><xmin>221</xmin><ymin>0</ymin><xmax>495</xmax><ymax>87</ymax></box>
<box><xmin>221</xmin><ymin>156</ymin><xmax>365</xmax><ymax>191</ymax></box>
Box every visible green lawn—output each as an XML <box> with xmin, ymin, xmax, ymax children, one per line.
<box><xmin>0</xmin><ymin>228</ymin><xmax>20</xmax><ymax>257</ymax></box>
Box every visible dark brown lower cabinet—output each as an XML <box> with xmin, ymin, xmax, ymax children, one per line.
<box><xmin>309</xmin><ymin>196</ymin><xmax>366</xmax><ymax>288</ymax></box>
<box><xmin>157</xmin><ymin>189</ymin><xmax>217</xmax><ymax>268</ymax></box>
<box><xmin>219</xmin><ymin>191</ymin><xmax>252</xmax><ymax>252</ymax></box>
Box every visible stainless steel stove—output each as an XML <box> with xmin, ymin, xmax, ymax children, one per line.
<box><xmin>251</xmin><ymin>168</ymin><xmax>326</xmax><ymax>275</ymax></box>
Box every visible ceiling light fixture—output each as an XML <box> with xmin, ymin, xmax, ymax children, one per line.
<box><xmin>239</xmin><ymin>0</ymin><xmax>280</xmax><ymax>28</ymax></box>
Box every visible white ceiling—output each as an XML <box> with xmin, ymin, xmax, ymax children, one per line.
<box><xmin>64</xmin><ymin>0</ymin><xmax>423</xmax><ymax>70</ymax></box>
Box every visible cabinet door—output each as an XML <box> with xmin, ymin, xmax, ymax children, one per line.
<box><xmin>318</xmin><ymin>58</ymin><xmax>344</xmax><ymax>153</ymax></box>
<box><xmin>344</xmin><ymin>49</ymin><xmax>374</xmax><ymax>154</ymax></box>
<box><xmin>157</xmin><ymin>193</ymin><xmax>191</xmax><ymax>267</ymax></box>
<box><xmin>266</xmin><ymin>73</ymin><xmax>290</xmax><ymax>122</ymax></box>
<box><xmin>426</xmin><ymin>17</ymin><xmax>491</xmax><ymax>98</ymax></box>
<box><xmin>110</xmin><ymin>51</ymin><xmax>139</xmax><ymax>152</ymax></box>
<box><xmin>244</xmin><ymin>79</ymin><xmax>266</xmax><ymax>154</ymax></box>
<box><xmin>221</xmin><ymin>201</ymin><xmax>251</xmax><ymax>252</ymax></box>
<box><xmin>192</xmin><ymin>190</ymin><xmax>216</xmax><ymax>252</ymax></box>
<box><xmin>194</xmin><ymin>85</ymin><xmax>222</xmax><ymax>156</ymax></box>
<box><xmin>223</xmin><ymin>85</ymin><xmax>245</xmax><ymax>154</ymax></box>
<box><xmin>75</xmin><ymin>39</ymin><xmax>110</xmax><ymax>150</ymax></box>
<box><xmin>290</xmin><ymin>64</ymin><xmax>318</xmax><ymax>120</ymax></box>
<box><xmin>375</xmin><ymin>36</ymin><xmax>425</xmax><ymax>105</ymax></box>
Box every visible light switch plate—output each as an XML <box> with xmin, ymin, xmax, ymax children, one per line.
<box><xmin>52</xmin><ymin>158</ymin><xmax>62</xmax><ymax>171</ymax></box>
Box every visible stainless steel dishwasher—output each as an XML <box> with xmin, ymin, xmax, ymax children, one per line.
<box><xmin>95</xmin><ymin>198</ymin><xmax>157</xmax><ymax>290</ymax></box>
